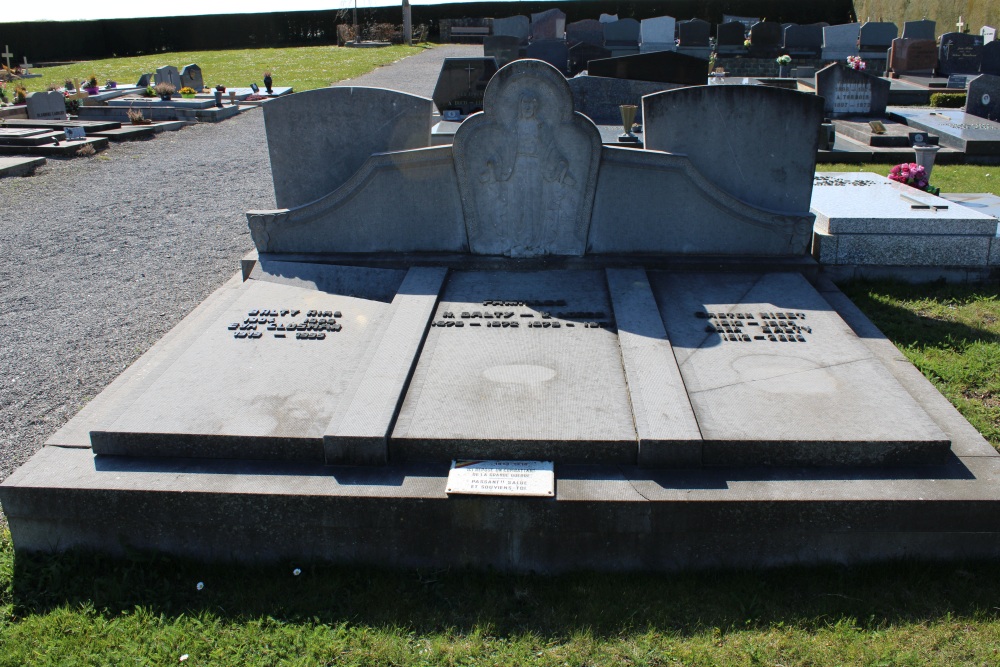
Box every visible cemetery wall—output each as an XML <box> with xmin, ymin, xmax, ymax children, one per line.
<box><xmin>5</xmin><ymin>0</ymin><xmax>854</xmax><ymax>61</ymax></box>
<box><xmin>853</xmin><ymin>0</ymin><xmax>991</xmax><ymax>37</ymax></box>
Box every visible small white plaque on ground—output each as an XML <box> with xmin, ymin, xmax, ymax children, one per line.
<box><xmin>446</xmin><ymin>460</ymin><xmax>554</xmax><ymax>497</ymax></box>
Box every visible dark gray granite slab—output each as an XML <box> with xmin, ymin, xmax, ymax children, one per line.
<box><xmin>90</xmin><ymin>266</ymin><xmax>399</xmax><ymax>460</ymax></box>
<box><xmin>888</xmin><ymin>107</ymin><xmax>1000</xmax><ymax>154</ymax></box>
<box><xmin>391</xmin><ymin>270</ymin><xmax>637</xmax><ymax>463</ymax></box>
<box><xmin>650</xmin><ymin>271</ymin><xmax>950</xmax><ymax>466</ymax></box>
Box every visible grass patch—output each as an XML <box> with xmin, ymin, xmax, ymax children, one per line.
<box><xmin>4</xmin><ymin>528</ymin><xmax>1000</xmax><ymax>665</ymax></box>
<box><xmin>822</xmin><ymin>163</ymin><xmax>999</xmax><ymax>196</ymax></box>
<box><xmin>15</xmin><ymin>45</ymin><xmax>429</xmax><ymax>94</ymax></box>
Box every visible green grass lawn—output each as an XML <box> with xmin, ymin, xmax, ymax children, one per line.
<box><xmin>12</xmin><ymin>45</ymin><xmax>428</xmax><ymax>94</ymax></box>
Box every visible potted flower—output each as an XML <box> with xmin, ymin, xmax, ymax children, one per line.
<box><xmin>83</xmin><ymin>75</ymin><xmax>100</xmax><ymax>95</ymax></box>
<box><xmin>776</xmin><ymin>54</ymin><xmax>792</xmax><ymax>77</ymax></box>
<box><xmin>154</xmin><ymin>82</ymin><xmax>176</xmax><ymax>101</ymax></box>
<box><xmin>215</xmin><ymin>84</ymin><xmax>226</xmax><ymax>93</ymax></box>
<box><xmin>179</xmin><ymin>86</ymin><xmax>197</xmax><ymax>99</ymax></box>
<box><xmin>888</xmin><ymin>162</ymin><xmax>938</xmax><ymax>194</ymax></box>
<box><xmin>847</xmin><ymin>56</ymin><xmax>867</xmax><ymax>71</ymax></box>
<box><xmin>13</xmin><ymin>84</ymin><xmax>26</xmax><ymax>104</ymax></box>
<box><xmin>263</xmin><ymin>71</ymin><xmax>273</xmax><ymax>94</ymax></box>
<box><xmin>64</xmin><ymin>79</ymin><xmax>75</xmax><ymax>91</ymax></box>
<box><xmin>105</xmin><ymin>80</ymin><xmax>117</xmax><ymax>89</ymax></box>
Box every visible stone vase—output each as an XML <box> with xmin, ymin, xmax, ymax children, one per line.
<box><xmin>913</xmin><ymin>144</ymin><xmax>941</xmax><ymax>180</ymax></box>
<box><xmin>778</xmin><ymin>65</ymin><xmax>791</xmax><ymax>77</ymax></box>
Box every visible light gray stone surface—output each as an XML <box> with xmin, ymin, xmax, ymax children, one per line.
<box><xmin>651</xmin><ymin>271</ymin><xmax>950</xmax><ymax>465</ymax></box>
<box><xmin>942</xmin><ymin>192</ymin><xmax>1000</xmax><ymax>220</ymax></box>
<box><xmin>822</xmin><ymin>23</ymin><xmax>861</xmax><ymax>60</ymax></box>
<box><xmin>262</xmin><ymin>87</ymin><xmax>433</xmax><ymax>210</ymax></box>
<box><xmin>816</xmin><ymin>62</ymin><xmax>890</xmax><ymax>117</ymax></box>
<box><xmin>814</xmin><ymin>230</ymin><xmax>993</xmax><ymax>267</ymax></box>
<box><xmin>248</xmin><ymin>146</ymin><xmax>467</xmax><ymax>254</ymax></box>
<box><xmin>888</xmin><ymin>107</ymin><xmax>1000</xmax><ymax>155</ymax></box>
<box><xmin>325</xmin><ymin>267</ymin><xmax>447</xmax><ymax>465</ymax></box>
<box><xmin>453</xmin><ymin>60</ymin><xmax>601</xmax><ymax>257</ymax></box>
<box><xmin>643</xmin><ymin>84</ymin><xmax>823</xmax><ymax>213</ymax></box>
<box><xmin>391</xmin><ymin>270</ymin><xmax>637</xmax><ymax>463</ymax></box>
<box><xmin>606</xmin><ymin>268</ymin><xmax>701</xmax><ymax>465</ymax></box>
<box><xmin>25</xmin><ymin>92</ymin><xmax>66</xmax><ymax>120</ymax></box>
<box><xmin>0</xmin><ymin>156</ymin><xmax>45</xmax><ymax>177</ymax></box>
<box><xmin>90</xmin><ymin>267</ymin><xmax>397</xmax><ymax>460</ymax></box>
<box><xmin>640</xmin><ymin>16</ymin><xmax>676</xmax><ymax>50</ymax></box>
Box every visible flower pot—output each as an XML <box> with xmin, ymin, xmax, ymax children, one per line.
<box><xmin>83</xmin><ymin>86</ymin><xmax>99</xmax><ymax>95</ymax></box>
<box><xmin>263</xmin><ymin>76</ymin><xmax>273</xmax><ymax>94</ymax></box>
<box><xmin>160</xmin><ymin>94</ymin><xmax>172</xmax><ymax>101</ymax></box>
<box><xmin>181</xmin><ymin>93</ymin><xmax>195</xmax><ymax>99</ymax></box>
<box><xmin>778</xmin><ymin>65</ymin><xmax>791</xmax><ymax>77</ymax></box>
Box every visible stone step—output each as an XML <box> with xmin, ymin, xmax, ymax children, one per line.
<box><xmin>0</xmin><ymin>156</ymin><xmax>45</xmax><ymax>177</ymax></box>
<box><xmin>0</xmin><ymin>136</ymin><xmax>107</xmax><ymax>156</ymax></box>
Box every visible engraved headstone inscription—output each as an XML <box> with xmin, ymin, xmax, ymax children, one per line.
<box><xmin>25</xmin><ymin>91</ymin><xmax>67</xmax><ymax>120</ymax></box>
<box><xmin>815</xmin><ymin>62</ymin><xmax>889</xmax><ymax>117</ymax></box>
<box><xmin>938</xmin><ymin>32</ymin><xmax>984</xmax><ymax>75</ymax></box>
<box><xmin>967</xmin><ymin>74</ymin><xmax>1000</xmax><ymax>122</ymax></box>
<box><xmin>432</xmin><ymin>57</ymin><xmax>499</xmax><ymax>116</ymax></box>
<box><xmin>155</xmin><ymin>65</ymin><xmax>182</xmax><ymax>91</ymax></box>
<box><xmin>179</xmin><ymin>63</ymin><xmax>204</xmax><ymax>91</ymax></box>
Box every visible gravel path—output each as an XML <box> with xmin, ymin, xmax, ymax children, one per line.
<box><xmin>0</xmin><ymin>45</ymin><xmax>465</xmax><ymax>521</ymax></box>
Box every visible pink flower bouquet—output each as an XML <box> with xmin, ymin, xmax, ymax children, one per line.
<box><xmin>888</xmin><ymin>162</ymin><xmax>930</xmax><ymax>190</ymax></box>
<box><xmin>847</xmin><ymin>56</ymin><xmax>867</xmax><ymax>71</ymax></box>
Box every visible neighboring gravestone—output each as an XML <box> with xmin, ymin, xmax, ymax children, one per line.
<box><xmin>677</xmin><ymin>18</ymin><xmax>710</xmax><ymax>46</ymax></box>
<box><xmin>526</xmin><ymin>40</ymin><xmax>570</xmax><ymax>73</ymax></box>
<box><xmin>783</xmin><ymin>23</ymin><xmax>823</xmax><ymax>57</ymax></box>
<box><xmin>262</xmin><ymin>87</ymin><xmax>433</xmax><ymax>210</ymax></box>
<box><xmin>452</xmin><ymin>59</ymin><xmax>600</xmax><ymax>257</ymax></box>
<box><xmin>25</xmin><ymin>91</ymin><xmax>66</xmax><ymax>120</ymax></box>
<box><xmin>858</xmin><ymin>21</ymin><xmax>898</xmax><ymax>54</ymax></box>
<box><xmin>531</xmin><ymin>8</ymin><xmax>566</xmax><ymax>41</ymax></box>
<box><xmin>889</xmin><ymin>38</ymin><xmax>938</xmax><ymax>75</ymax></box>
<box><xmin>155</xmin><ymin>65</ymin><xmax>182</xmax><ymax>90</ymax></box>
<box><xmin>640</xmin><ymin>16</ymin><xmax>676</xmax><ymax>53</ymax></box>
<box><xmin>588</xmin><ymin>50</ymin><xmax>708</xmax><ymax>85</ymax></box>
<box><xmin>823</xmin><ymin>23</ymin><xmax>861</xmax><ymax>60</ymax></box>
<box><xmin>748</xmin><ymin>21</ymin><xmax>783</xmax><ymax>57</ymax></box>
<box><xmin>432</xmin><ymin>57</ymin><xmax>498</xmax><ymax>116</ymax></box>
<box><xmin>179</xmin><ymin>64</ymin><xmax>203</xmax><ymax>91</ymax></box>
<box><xmin>568</xmin><ymin>76</ymin><xmax>679</xmax><ymax>124</ymax></box>
<box><xmin>599</xmin><ymin>14</ymin><xmax>618</xmax><ymax>23</ymax></box>
<box><xmin>983</xmin><ymin>41</ymin><xmax>1000</xmax><ymax>76</ymax></box>
<box><xmin>716</xmin><ymin>21</ymin><xmax>746</xmax><ymax>54</ymax></box>
<box><xmin>901</xmin><ymin>19</ymin><xmax>935</xmax><ymax>40</ymax></box>
<box><xmin>815</xmin><ymin>62</ymin><xmax>889</xmax><ymax>117</ymax></box>
<box><xmin>493</xmin><ymin>15</ymin><xmax>529</xmax><ymax>41</ymax></box>
<box><xmin>484</xmin><ymin>36</ymin><xmax>523</xmax><ymax>67</ymax></box>
<box><xmin>568</xmin><ymin>43</ymin><xmax>612</xmax><ymax>75</ymax></box>
<box><xmin>603</xmin><ymin>18</ymin><xmax>641</xmax><ymax>57</ymax></box>
<box><xmin>938</xmin><ymin>32</ymin><xmax>984</xmax><ymax>75</ymax></box>
<box><xmin>983</xmin><ymin>26</ymin><xmax>997</xmax><ymax>44</ymax></box>
<box><xmin>967</xmin><ymin>74</ymin><xmax>1000</xmax><ymax>122</ymax></box>
<box><xmin>566</xmin><ymin>19</ymin><xmax>604</xmax><ymax>46</ymax></box>
<box><xmin>643</xmin><ymin>85</ymin><xmax>823</xmax><ymax>213</ymax></box>
<box><xmin>136</xmin><ymin>73</ymin><xmax>152</xmax><ymax>87</ymax></box>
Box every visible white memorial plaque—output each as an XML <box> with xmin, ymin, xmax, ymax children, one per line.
<box><xmin>64</xmin><ymin>127</ymin><xmax>86</xmax><ymax>141</ymax></box>
<box><xmin>446</xmin><ymin>460</ymin><xmax>554</xmax><ymax>497</ymax></box>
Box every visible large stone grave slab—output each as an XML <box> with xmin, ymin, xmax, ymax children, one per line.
<box><xmin>391</xmin><ymin>270</ymin><xmax>638</xmax><ymax>463</ymax></box>
<box><xmin>432</xmin><ymin>57</ymin><xmax>498</xmax><ymax>116</ymax></box>
<box><xmin>651</xmin><ymin>271</ymin><xmax>949</xmax><ymax>466</ymax></box>
<box><xmin>889</xmin><ymin>107</ymin><xmax>1000</xmax><ymax>155</ymax></box>
<box><xmin>603</xmin><ymin>18</ymin><xmax>640</xmax><ymax>57</ymax></box>
<box><xmin>968</xmin><ymin>74</ymin><xmax>1000</xmax><ymax>122</ymax></box>
<box><xmin>0</xmin><ymin>156</ymin><xmax>45</xmax><ymax>178</ymax></box>
<box><xmin>588</xmin><ymin>50</ymin><xmax>707</xmax><ymax>85</ymax></box>
<box><xmin>816</xmin><ymin>62</ymin><xmax>890</xmax><ymax>117</ymax></box>
<box><xmin>811</xmin><ymin>171</ymin><xmax>998</xmax><ymax>268</ymax></box>
<box><xmin>889</xmin><ymin>38</ymin><xmax>938</xmax><ymax>75</ymax></box>
<box><xmin>25</xmin><ymin>91</ymin><xmax>66</xmax><ymax>120</ymax></box>
<box><xmin>639</xmin><ymin>16</ymin><xmax>676</xmax><ymax>53</ymax></box>
<box><xmin>938</xmin><ymin>32</ymin><xmax>984</xmax><ymax>75</ymax></box>
<box><xmin>179</xmin><ymin>64</ymin><xmax>204</xmax><ymax>91</ymax></box>
<box><xmin>262</xmin><ymin>86</ymin><xmax>432</xmax><ymax>210</ymax></box>
<box><xmin>822</xmin><ymin>23</ymin><xmax>861</xmax><ymax>61</ymax></box>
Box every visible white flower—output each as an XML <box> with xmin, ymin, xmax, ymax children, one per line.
<box><xmin>180</xmin><ymin>655</ymin><xmax>189</xmax><ymax>662</ymax></box>
<box><xmin>293</xmin><ymin>568</ymin><xmax>302</xmax><ymax>576</ymax></box>
<box><xmin>196</xmin><ymin>582</ymin><xmax>204</xmax><ymax>591</ymax></box>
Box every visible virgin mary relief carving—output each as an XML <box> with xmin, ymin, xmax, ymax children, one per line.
<box><xmin>453</xmin><ymin>60</ymin><xmax>602</xmax><ymax>257</ymax></box>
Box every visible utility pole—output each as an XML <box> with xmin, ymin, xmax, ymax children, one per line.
<box><xmin>403</xmin><ymin>0</ymin><xmax>412</xmax><ymax>46</ymax></box>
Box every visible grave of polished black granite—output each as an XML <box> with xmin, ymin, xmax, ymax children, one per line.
<box><xmin>587</xmin><ymin>50</ymin><xmax>707</xmax><ymax>85</ymax></box>
<box><xmin>484</xmin><ymin>36</ymin><xmax>523</xmax><ymax>68</ymax></box>
<box><xmin>432</xmin><ymin>57</ymin><xmax>499</xmax><ymax>115</ymax></box>
<box><xmin>938</xmin><ymin>32</ymin><xmax>984</xmax><ymax>76</ymax></box>
<box><xmin>968</xmin><ymin>74</ymin><xmax>1000</xmax><ymax>122</ymax></box>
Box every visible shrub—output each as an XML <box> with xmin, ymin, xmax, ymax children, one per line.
<box><xmin>930</xmin><ymin>93</ymin><xmax>966</xmax><ymax>108</ymax></box>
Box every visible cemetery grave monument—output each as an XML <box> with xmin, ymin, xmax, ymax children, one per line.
<box><xmin>6</xmin><ymin>59</ymin><xmax>1000</xmax><ymax>571</ymax></box>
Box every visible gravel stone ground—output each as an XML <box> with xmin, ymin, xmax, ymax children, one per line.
<box><xmin>0</xmin><ymin>44</ymin><xmax>479</xmax><ymax>526</ymax></box>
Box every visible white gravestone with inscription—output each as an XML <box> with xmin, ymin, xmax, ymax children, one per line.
<box><xmin>446</xmin><ymin>460</ymin><xmax>554</xmax><ymax>496</ymax></box>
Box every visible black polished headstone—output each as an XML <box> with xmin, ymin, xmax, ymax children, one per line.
<box><xmin>716</xmin><ymin>21</ymin><xmax>745</xmax><ymax>50</ymax></box>
<box><xmin>968</xmin><ymin>74</ymin><xmax>1000</xmax><ymax>122</ymax></box>
<box><xmin>859</xmin><ymin>21</ymin><xmax>898</xmax><ymax>51</ymax></box>
<box><xmin>677</xmin><ymin>18</ymin><xmax>710</xmax><ymax>47</ymax></box>
<box><xmin>484</xmin><ymin>36</ymin><xmax>523</xmax><ymax>68</ymax></box>
<box><xmin>748</xmin><ymin>21</ymin><xmax>783</xmax><ymax>58</ymax></box>
<box><xmin>815</xmin><ymin>62</ymin><xmax>889</xmax><ymax>117</ymax></box>
<box><xmin>981</xmin><ymin>41</ymin><xmax>1000</xmax><ymax>76</ymax></box>
<box><xmin>569</xmin><ymin>43</ymin><xmax>613</xmax><ymax>75</ymax></box>
<box><xmin>493</xmin><ymin>15</ymin><xmax>529</xmax><ymax>41</ymax></box>
<box><xmin>588</xmin><ymin>50</ymin><xmax>708</xmax><ymax>85</ymax></box>
<box><xmin>566</xmin><ymin>19</ymin><xmax>604</xmax><ymax>47</ymax></box>
<box><xmin>938</xmin><ymin>32</ymin><xmax>984</xmax><ymax>75</ymax></box>
<box><xmin>901</xmin><ymin>19</ymin><xmax>935</xmax><ymax>40</ymax></box>
<box><xmin>530</xmin><ymin>8</ymin><xmax>566</xmax><ymax>41</ymax></box>
<box><xmin>784</xmin><ymin>24</ymin><xmax>823</xmax><ymax>57</ymax></box>
<box><xmin>136</xmin><ymin>73</ymin><xmax>152</xmax><ymax>88</ymax></box>
<box><xmin>525</xmin><ymin>40</ymin><xmax>569</xmax><ymax>74</ymax></box>
<box><xmin>603</xmin><ymin>18</ymin><xmax>641</xmax><ymax>57</ymax></box>
<box><xmin>431</xmin><ymin>57</ymin><xmax>498</xmax><ymax>116</ymax></box>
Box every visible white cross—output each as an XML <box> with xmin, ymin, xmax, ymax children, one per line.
<box><xmin>1</xmin><ymin>45</ymin><xmax>12</xmax><ymax>69</ymax></box>
<box><xmin>957</xmin><ymin>16</ymin><xmax>965</xmax><ymax>33</ymax></box>
<box><xmin>20</xmin><ymin>56</ymin><xmax>31</xmax><ymax>70</ymax></box>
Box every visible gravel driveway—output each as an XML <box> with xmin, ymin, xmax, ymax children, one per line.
<box><xmin>0</xmin><ymin>45</ymin><xmax>481</xmax><ymax>525</ymax></box>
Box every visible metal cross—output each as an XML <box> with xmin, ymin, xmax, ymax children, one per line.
<box><xmin>1</xmin><ymin>45</ymin><xmax>12</xmax><ymax>69</ymax></box>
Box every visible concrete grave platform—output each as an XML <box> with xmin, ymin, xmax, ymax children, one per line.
<box><xmin>811</xmin><ymin>172</ymin><xmax>1000</xmax><ymax>271</ymax></box>
<box><xmin>90</xmin><ymin>125</ymin><xmax>158</xmax><ymax>141</ymax></box>
<box><xmin>107</xmin><ymin>96</ymin><xmax>219</xmax><ymax>109</ymax></box>
<box><xmin>76</xmin><ymin>104</ymin><xmax>241</xmax><ymax>124</ymax></box>
<box><xmin>0</xmin><ymin>135</ymin><xmax>107</xmax><ymax>157</ymax></box>
<box><xmin>941</xmin><ymin>193</ymin><xmax>1000</xmax><ymax>220</ymax></box>
<box><xmin>0</xmin><ymin>156</ymin><xmax>45</xmax><ymax>177</ymax></box>
<box><xmin>889</xmin><ymin>107</ymin><xmax>1000</xmax><ymax>158</ymax></box>
<box><xmin>0</xmin><ymin>118</ymin><xmax>123</xmax><ymax>132</ymax></box>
